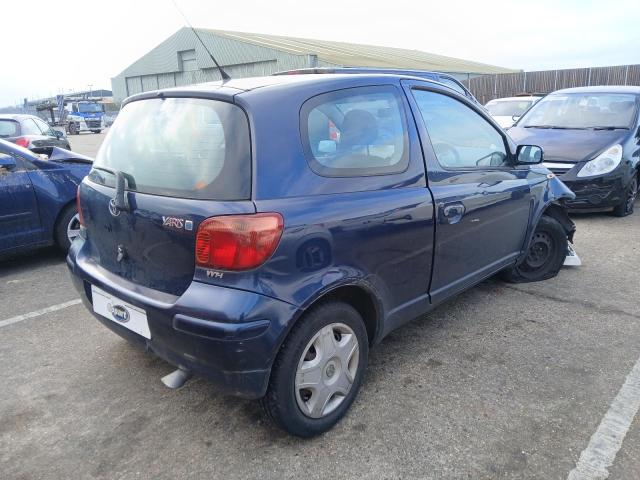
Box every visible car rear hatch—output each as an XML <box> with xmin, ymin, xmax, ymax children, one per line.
<box><xmin>79</xmin><ymin>96</ymin><xmax>253</xmax><ymax>297</ymax></box>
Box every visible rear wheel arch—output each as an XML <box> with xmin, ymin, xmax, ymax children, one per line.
<box><xmin>277</xmin><ymin>282</ymin><xmax>382</xmax><ymax>360</ymax></box>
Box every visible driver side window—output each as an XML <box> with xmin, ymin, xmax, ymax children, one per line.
<box><xmin>412</xmin><ymin>89</ymin><xmax>507</xmax><ymax>169</ymax></box>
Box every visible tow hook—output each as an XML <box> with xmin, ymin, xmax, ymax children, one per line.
<box><xmin>161</xmin><ymin>367</ymin><xmax>192</xmax><ymax>389</ymax></box>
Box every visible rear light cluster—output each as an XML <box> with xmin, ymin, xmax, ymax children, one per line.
<box><xmin>195</xmin><ymin>213</ymin><xmax>283</xmax><ymax>271</ymax></box>
<box><xmin>15</xmin><ymin>137</ymin><xmax>29</xmax><ymax>148</ymax></box>
<box><xmin>76</xmin><ymin>186</ymin><xmax>85</xmax><ymax>226</ymax></box>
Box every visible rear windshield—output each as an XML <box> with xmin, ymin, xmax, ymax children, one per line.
<box><xmin>90</xmin><ymin>98</ymin><xmax>251</xmax><ymax>200</ymax></box>
<box><xmin>0</xmin><ymin>120</ymin><xmax>19</xmax><ymax>137</ymax></box>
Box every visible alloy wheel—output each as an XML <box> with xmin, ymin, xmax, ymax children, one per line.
<box><xmin>66</xmin><ymin>213</ymin><xmax>81</xmax><ymax>243</ymax></box>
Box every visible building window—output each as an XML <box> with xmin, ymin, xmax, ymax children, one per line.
<box><xmin>179</xmin><ymin>50</ymin><xmax>197</xmax><ymax>72</ymax></box>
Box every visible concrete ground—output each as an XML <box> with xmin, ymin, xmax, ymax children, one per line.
<box><xmin>1</xmin><ymin>134</ymin><xmax>639</xmax><ymax>478</ymax></box>
<box><xmin>66</xmin><ymin>129</ymin><xmax>108</xmax><ymax>158</ymax></box>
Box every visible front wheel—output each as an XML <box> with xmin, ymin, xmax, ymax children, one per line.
<box><xmin>261</xmin><ymin>301</ymin><xmax>369</xmax><ymax>437</ymax></box>
<box><xmin>612</xmin><ymin>175</ymin><xmax>637</xmax><ymax>217</ymax></box>
<box><xmin>501</xmin><ymin>215</ymin><xmax>568</xmax><ymax>283</ymax></box>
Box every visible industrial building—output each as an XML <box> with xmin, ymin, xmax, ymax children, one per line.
<box><xmin>111</xmin><ymin>28</ymin><xmax>517</xmax><ymax>101</ymax></box>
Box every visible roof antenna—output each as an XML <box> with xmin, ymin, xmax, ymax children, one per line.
<box><xmin>170</xmin><ymin>0</ymin><xmax>231</xmax><ymax>82</ymax></box>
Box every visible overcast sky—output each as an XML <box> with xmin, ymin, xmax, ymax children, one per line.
<box><xmin>2</xmin><ymin>0</ymin><xmax>639</xmax><ymax>106</ymax></box>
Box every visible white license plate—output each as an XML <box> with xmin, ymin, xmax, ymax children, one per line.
<box><xmin>91</xmin><ymin>285</ymin><xmax>151</xmax><ymax>339</ymax></box>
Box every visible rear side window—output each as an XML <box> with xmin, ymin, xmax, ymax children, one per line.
<box><xmin>21</xmin><ymin>119</ymin><xmax>43</xmax><ymax>136</ymax></box>
<box><xmin>91</xmin><ymin>98</ymin><xmax>251</xmax><ymax>200</ymax></box>
<box><xmin>0</xmin><ymin>120</ymin><xmax>19</xmax><ymax>137</ymax></box>
<box><xmin>301</xmin><ymin>86</ymin><xmax>409</xmax><ymax>176</ymax></box>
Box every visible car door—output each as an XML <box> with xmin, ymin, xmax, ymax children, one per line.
<box><xmin>33</xmin><ymin>117</ymin><xmax>67</xmax><ymax>148</ymax></box>
<box><xmin>0</xmin><ymin>151</ymin><xmax>41</xmax><ymax>251</ymax></box>
<box><xmin>403</xmin><ymin>81</ymin><xmax>532</xmax><ymax>304</ymax></box>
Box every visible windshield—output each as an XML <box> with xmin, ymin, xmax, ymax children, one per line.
<box><xmin>486</xmin><ymin>99</ymin><xmax>535</xmax><ymax>117</ymax></box>
<box><xmin>0</xmin><ymin>120</ymin><xmax>19</xmax><ymax>137</ymax></box>
<box><xmin>519</xmin><ymin>93</ymin><xmax>638</xmax><ymax>129</ymax></box>
<box><xmin>77</xmin><ymin>103</ymin><xmax>104</xmax><ymax>113</ymax></box>
<box><xmin>91</xmin><ymin>97</ymin><xmax>250</xmax><ymax>200</ymax></box>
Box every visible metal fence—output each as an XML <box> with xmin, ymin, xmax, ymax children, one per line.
<box><xmin>464</xmin><ymin>64</ymin><xmax>640</xmax><ymax>105</ymax></box>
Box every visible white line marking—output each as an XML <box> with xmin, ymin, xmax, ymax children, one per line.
<box><xmin>0</xmin><ymin>299</ymin><xmax>82</xmax><ymax>328</ymax></box>
<box><xmin>567</xmin><ymin>357</ymin><xmax>640</xmax><ymax>480</ymax></box>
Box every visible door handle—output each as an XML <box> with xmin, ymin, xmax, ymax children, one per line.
<box><xmin>441</xmin><ymin>202</ymin><xmax>466</xmax><ymax>224</ymax></box>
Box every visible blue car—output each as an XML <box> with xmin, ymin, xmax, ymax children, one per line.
<box><xmin>0</xmin><ymin>139</ymin><xmax>92</xmax><ymax>255</ymax></box>
<box><xmin>508</xmin><ymin>86</ymin><xmax>640</xmax><ymax>217</ymax></box>
<box><xmin>68</xmin><ymin>73</ymin><xmax>576</xmax><ymax>437</ymax></box>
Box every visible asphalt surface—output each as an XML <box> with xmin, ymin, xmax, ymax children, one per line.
<box><xmin>1</xmin><ymin>132</ymin><xmax>639</xmax><ymax>479</ymax></box>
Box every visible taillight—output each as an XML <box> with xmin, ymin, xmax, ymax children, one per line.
<box><xmin>76</xmin><ymin>185</ymin><xmax>85</xmax><ymax>226</ymax></box>
<box><xmin>195</xmin><ymin>213</ymin><xmax>283</xmax><ymax>270</ymax></box>
<box><xmin>15</xmin><ymin>137</ymin><xmax>29</xmax><ymax>148</ymax></box>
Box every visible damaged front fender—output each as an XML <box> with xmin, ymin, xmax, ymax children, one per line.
<box><xmin>518</xmin><ymin>172</ymin><xmax>577</xmax><ymax>264</ymax></box>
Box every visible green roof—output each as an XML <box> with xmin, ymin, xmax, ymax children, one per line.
<box><xmin>200</xmin><ymin>29</ymin><xmax>518</xmax><ymax>75</ymax></box>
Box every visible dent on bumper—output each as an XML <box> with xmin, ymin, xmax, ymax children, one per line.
<box><xmin>67</xmin><ymin>243</ymin><xmax>299</xmax><ymax>399</ymax></box>
<box><xmin>561</xmin><ymin>176</ymin><xmax>624</xmax><ymax>209</ymax></box>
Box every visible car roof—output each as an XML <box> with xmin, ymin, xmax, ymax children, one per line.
<box><xmin>0</xmin><ymin>137</ymin><xmax>39</xmax><ymax>160</ymax></box>
<box><xmin>487</xmin><ymin>96</ymin><xmax>542</xmax><ymax>103</ymax></box>
<box><xmin>276</xmin><ymin>67</ymin><xmax>444</xmax><ymax>78</ymax></box>
<box><xmin>0</xmin><ymin>113</ymin><xmax>41</xmax><ymax>121</ymax></box>
<box><xmin>124</xmin><ymin>73</ymin><xmax>450</xmax><ymax>105</ymax></box>
<box><xmin>552</xmin><ymin>85</ymin><xmax>640</xmax><ymax>95</ymax></box>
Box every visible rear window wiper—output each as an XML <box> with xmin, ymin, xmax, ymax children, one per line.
<box><xmin>590</xmin><ymin>126</ymin><xmax>629</xmax><ymax>130</ymax></box>
<box><xmin>92</xmin><ymin>166</ymin><xmax>136</xmax><ymax>189</ymax></box>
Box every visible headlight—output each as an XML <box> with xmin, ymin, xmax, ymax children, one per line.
<box><xmin>577</xmin><ymin>144</ymin><xmax>623</xmax><ymax>177</ymax></box>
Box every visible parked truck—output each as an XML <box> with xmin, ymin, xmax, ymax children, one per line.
<box><xmin>65</xmin><ymin>100</ymin><xmax>105</xmax><ymax>135</ymax></box>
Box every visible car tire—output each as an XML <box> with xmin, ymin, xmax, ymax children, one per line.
<box><xmin>68</xmin><ymin>122</ymin><xmax>78</xmax><ymax>135</ymax></box>
<box><xmin>261</xmin><ymin>301</ymin><xmax>369</xmax><ymax>437</ymax></box>
<box><xmin>501</xmin><ymin>215</ymin><xmax>567</xmax><ymax>283</ymax></box>
<box><xmin>612</xmin><ymin>174</ymin><xmax>638</xmax><ymax>217</ymax></box>
<box><xmin>54</xmin><ymin>204</ymin><xmax>81</xmax><ymax>253</ymax></box>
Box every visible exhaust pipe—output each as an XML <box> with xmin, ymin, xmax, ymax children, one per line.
<box><xmin>161</xmin><ymin>367</ymin><xmax>192</xmax><ymax>389</ymax></box>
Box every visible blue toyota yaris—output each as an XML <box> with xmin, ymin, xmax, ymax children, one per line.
<box><xmin>68</xmin><ymin>73</ymin><xmax>576</xmax><ymax>437</ymax></box>
<box><xmin>0</xmin><ymin>139</ymin><xmax>92</xmax><ymax>255</ymax></box>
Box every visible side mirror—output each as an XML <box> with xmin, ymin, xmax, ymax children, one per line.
<box><xmin>54</xmin><ymin>130</ymin><xmax>65</xmax><ymax>139</ymax></box>
<box><xmin>516</xmin><ymin>145</ymin><xmax>543</xmax><ymax>165</ymax></box>
<box><xmin>0</xmin><ymin>154</ymin><xmax>17</xmax><ymax>170</ymax></box>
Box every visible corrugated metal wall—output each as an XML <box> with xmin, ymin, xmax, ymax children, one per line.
<box><xmin>465</xmin><ymin>64</ymin><xmax>640</xmax><ymax>104</ymax></box>
<box><xmin>111</xmin><ymin>28</ymin><xmax>318</xmax><ymax>101</ymax></box>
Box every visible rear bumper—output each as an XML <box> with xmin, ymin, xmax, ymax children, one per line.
<box><xmin>66</xmin><ymin>237</ymin><xmax>299</xmax><ymax>399</ymax></box>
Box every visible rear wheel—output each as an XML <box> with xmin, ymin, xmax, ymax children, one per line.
<box><xmin>261</xmin><ymin>301</ymin><xmax>368</xmax><ymax>437</ymax></box>
<box><xmin>501</xmin><ymin>215</ymin><xmax>567</xmax><ymax>283</ymax></box>
<box><xmin>54</xmin><ymin>204</ymin><xmax>81</xmax><ymax>253</ymax></box>
<box><xmin>612</xmin><ymin>175</ymin><xmax>637</xmax><ymax>217</ymax></box>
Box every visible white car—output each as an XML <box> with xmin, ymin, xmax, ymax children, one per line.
<box><xmin>485</xmin><ymin>96</ymin><xmax>542</xmax><ymax>128</ymax></box>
